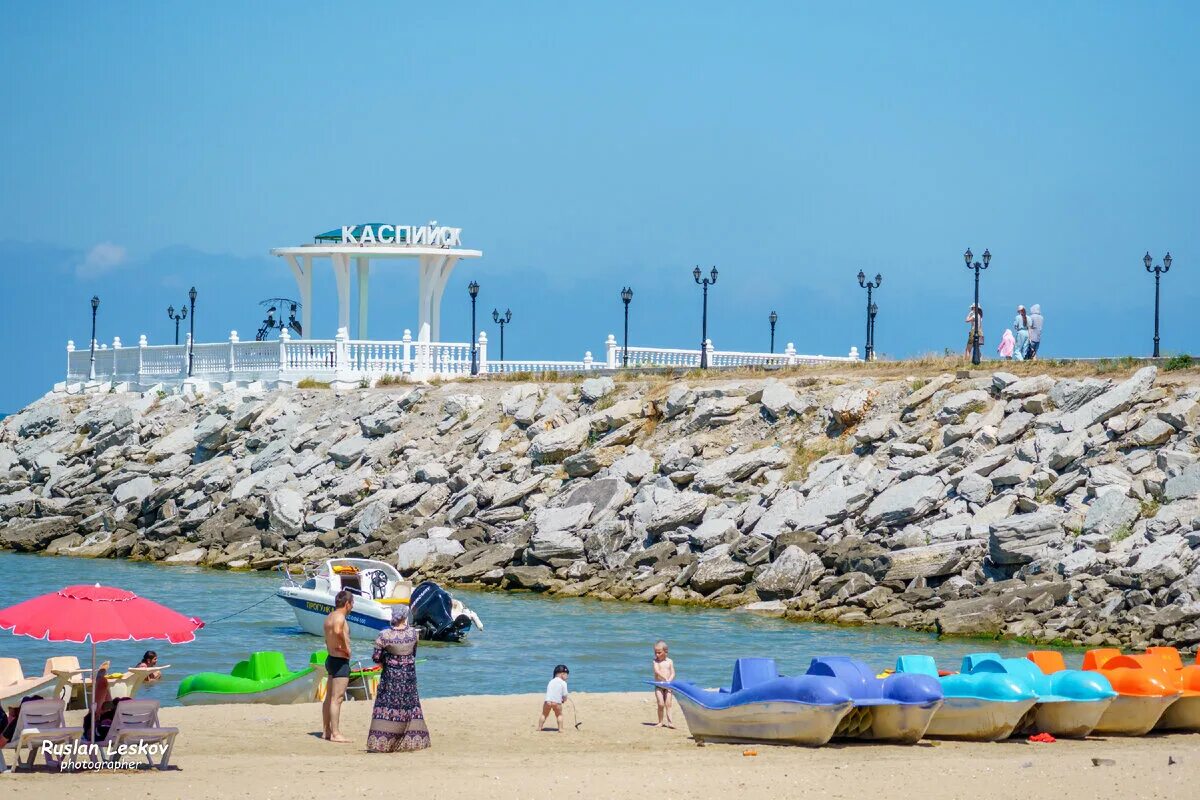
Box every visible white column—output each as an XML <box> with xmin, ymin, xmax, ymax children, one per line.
<box><xmin>355</xmin><ymin>256</ymin><xmax>369</xmax><ymax>339</ymax></box>
<box><xmin>416</xmin><ymin>254</ymin><xmax>449</xmax><ymax>343</ymax></box>
<box><xmin>331</xmin><ymin>254</ymin><xmax>352</xmax><ymax>335</ymax></box>
<box><xmin>429</xmin><ymin>255</ymin><xmax>457</xmax><ymax>342</ymax></box>
<box><xmin>284</xmin><ymin>254</ymin><xmax>314</xmax><ymax>337</ymax></box>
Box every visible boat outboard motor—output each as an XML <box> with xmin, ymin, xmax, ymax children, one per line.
<box><xmin>409</xmin><ymin>581</ymin><xmax>473</xmax><ymax>642</ymax></box>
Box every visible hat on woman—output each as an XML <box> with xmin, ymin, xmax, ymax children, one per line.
<box><xmin>391</xmin><ymin>604</ymin><xmax>410</xmax><ymax>625</ymax></box>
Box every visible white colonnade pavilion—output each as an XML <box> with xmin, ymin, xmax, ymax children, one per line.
<box><xmin>270</xmin><ymin>222</ymin><xmax>482</xmax><ymax>342</ymax></box>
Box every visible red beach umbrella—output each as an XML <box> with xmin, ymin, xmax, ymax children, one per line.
<box><xmin>0</xmin><ymin>584</ymin><xmax>205</xmax><ymax>741</ymax></box>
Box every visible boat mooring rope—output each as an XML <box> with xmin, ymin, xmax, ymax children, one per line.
<box><xmin>204</xmin><ymin>592</ymin><xmax>277</xmax><ymax>625</ymax></box>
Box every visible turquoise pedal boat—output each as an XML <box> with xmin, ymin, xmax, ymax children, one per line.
<box><xmin>897</xmin><ymin>654</ymin><xmax>1037</xmax><ymax>741</ymax></box>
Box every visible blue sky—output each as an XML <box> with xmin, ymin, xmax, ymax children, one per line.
<box><xmin>1</xmin><ymin>2</ymin><xmax>1197</xmax><ymax>412</ymax></box>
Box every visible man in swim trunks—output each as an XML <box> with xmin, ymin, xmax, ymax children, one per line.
<box><xmin>322</xmin><ymin>589</ymin><xmax>354</xmax><ymax>743</ymax></box>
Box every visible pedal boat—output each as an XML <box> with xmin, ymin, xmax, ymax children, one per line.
<box><xmin>896</xmin><ymin>654</ymin><xmax>1038</xmax><ymax>741</ymax></box>
<box><xmin>655</xmin><ymin>658</ymin><xmax>853</xmax><ymax>746</ymax></box>
<box><xmin>805</xmin><ymin>657</ymin><xmax>943</xmax><ymax>744</ymax></box>
<box><xmin>1077</xmin><ymin>649</ymin><xmax>1179</xmax><ymax>735</ymax></box>
<box><xmin>962</xmin><ymin>652</ymin><xmax>1117</xmax><ymax>738</ymax></box>
<box><xmin>176</xmin><ymin>651</ymin><xmax>320</xmax><ymax>706</ymax></box>
<box><xmin>1142</xmin><ymin>647</ymin><xmax>1200</xmax><ymax>731</ymax></box>
<box><xmin>0</xmin><ymin>657</ymin><xmax>65</xmax><ymax>710</ymax></box>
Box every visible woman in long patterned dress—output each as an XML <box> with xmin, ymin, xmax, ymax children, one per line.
<box><xmin>366</xmin><ymin>605</ymin><xmax>431</xmax><ymax>752</ymax></box>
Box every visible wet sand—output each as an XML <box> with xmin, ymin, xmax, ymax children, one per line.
<box><xmin>3</xmin><ymin>692</ymin><xmax>1197</xmax><ymax>799</ymax></box>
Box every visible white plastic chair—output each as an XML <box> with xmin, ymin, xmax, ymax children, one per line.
<box><xmin>3</xmin><ymin>698</ymin><xmax>82</xmax><ymax>771</ymax></box>
<box><xmin>88</xmin><ymin>699</ymin><xmax>178</xmax><ymax>770</ymax></box>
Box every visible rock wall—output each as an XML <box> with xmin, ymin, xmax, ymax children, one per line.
<box><xmin>3</xmin><ymin>366</ymin><xmax>1199</xmax><ymax>650</ymax></box>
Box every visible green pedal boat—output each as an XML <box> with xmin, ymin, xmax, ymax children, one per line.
<box><xmin>177</xmin><ymin>651</ymin><xmax>321</xmax><ymax>706</ymax></box>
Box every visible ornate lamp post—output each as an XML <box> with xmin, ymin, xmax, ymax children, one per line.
<box><xmin>468</xmin><ymin>281</ymin><xmax>480</xmax><ymax>375</ymax></box>
<box><xmin>1144</xmin><ymin>251</ymin><xmax>1172</xmax><ymax>358</ymax></box>
<box><xmin>492</xmin><ymin>308</ymin><xmax>512</xmax><ymax>361</ymax></box>
<box><xmin>187</xmin><ymin>286</ymin><xmax>197</xmax><ymax>376</ymax></box>
<box><xmin>621</xmin><ymin>286</ymin><xmax>633</xmax><ymax>367</ymax></box>
<box><xmin>89</xmin><ymin>295</ymin><xmax>100</xmax><ymax>380</ymax></box>
<box><xmin>166</xmin><ymin>303</ymin><xmax>187</xmax><ymax>345</ymax></box>
<box><xmin>693</xmin><ymin>265</ymin><xmax>718</xmax><ymax>368</ymax></box>
<box><xmin>963</xmin><ymin>249</ymin><xmax>990</xmax><ymax>366</ymax></box>
<box><xmin>857</xmin><ymin>271</ymin><xmax>882</xmax><ymax>361</ymax></box>
<box><xmin>768</xmin><ymin>310</ymin><xmax>778</xmax><ymax>354</ymax></box>
<box><xmin>869</xmin><ymin>302</ymin><xmax>878</xmax><ymax>359</ymax></box>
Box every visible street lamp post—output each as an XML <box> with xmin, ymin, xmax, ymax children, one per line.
<box><xmin>492</xmin><ymin>308</ymin><xmax>512</xmax><ymax>361</ymax></box>
<box><xmin>963</xmin><ymin>249</ymin><xmax>991</xmax><ymax>366</ymax></box>
<box><xmin>166</xmin><ymin>303</ymin><xmax>187</xmax><ymax>345</ymax></box>
<box><xmin>693</xmin><ymin>265</ymin><xmax>718</xmax><ymax>368</ymax></box>
<box><xmin>1144</xmin><ymin>251</ymin><xmax>1172</xmax><ymax>358</ymax></box>
<box><xmin>621</xmin><ymin>287</ymin><xmax>633</xmax><ymax>367</ymax></box>
<box><xmin>187</xmin><ymin>286</ymin><xmax>197</xmax><ymax>376</ymax></box>
<box><xmin>768</xmin><ymin>310</ymin><xmax>778</xmax><ymax>354</ymax></box>
<box><xmin>857</xmin><ymin>271</ymin><xmax>882</xmax><ymax>361</ymax></box>
<box><xmin>468</xmin><ymin>281</ymin><xmax>480</xmax><ymax>375</ymax></box>
<box><xmin>89</xmin><ymin>295</ymin><xmax>99</xmax><ymax>380</ymax></box>
<box><xmin>869</xmin><ymin>302</ymin><xmax>878</xmax><ymax>359</ymax></box>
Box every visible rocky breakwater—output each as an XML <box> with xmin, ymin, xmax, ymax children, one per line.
<box><xmin>2</xmin><ymin>365</ymin><xmax>1200</xmax><ymax>650</ymax></box>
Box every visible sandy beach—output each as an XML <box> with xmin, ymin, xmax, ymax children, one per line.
<box><xmin>3</xmin><ymin>692</ymin><xmax>1197</xmax><ymax>799</ymax></box>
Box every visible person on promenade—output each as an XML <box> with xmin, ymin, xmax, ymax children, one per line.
<box><xmin>1028</xmin><ymin>304</ymin><xmax>1044</xmax><ymax>359</ymax></box>
<box><xmin>136</xmin><ymin>650</ymin><xmax>162</xmax><ymax>681</ymax></box>
<box><xmin>366</xmin><ymin>604</ymin><xmax>430</xmax><ymax>753</ymax></box>
<box><xmin>998</xmin><ymin>329</ymin><xmax>1015</xmax><ymax>359</ymax></box>
<box><xmin>322</xmin><ymin>589</ymin><xmax>353</xmax><ymax>743</ymax></box>
<box><xmin>963</xmin><ymin>304</ymin><xmax>984</xmax><ymax>359</ymax></box>
<box><xmin>537</xmin><ymin>664</ymin><xmax>570</xmax><ymax>732</ymax></box>
<box><xmin>652</xmin><ymin>641</ymin><xmax>676</xmax><ymax>728</ymax></box>
<box><xmin>1012</xmin><ymin>305</ymin><xmax>1030</xmax><ymax>361</ymax></box>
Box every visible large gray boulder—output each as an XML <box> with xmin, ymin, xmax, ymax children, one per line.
<box><xmin>956</xmin><ymin>471</ymin><xmax>993</xmax><ymax>505</ymax></box>
<box><xmin>690</xmin><ymin>555</ymin><xmax>753</xmax><ymax>595</ymax></box>
<box><xmin>935</xmin><ymin>390</ymin><xmax>991</xmax><ymax>425</ymax></box>
<box><xmin>266</xmin><ymin>487</ymin><xmax>305</xmax><ymax>536</ymax></box>
<box><xmin>328</xmin><ymin>436</ymin><xmax>368</xmax><ymax>467</ymax></box>
<box><xmin>113</xmin><ymin>475</ymin><xmax>155</xmax><ymax>506</ymax></box>
<box><xmin>862</xmin><ymin>475</ymin><xmax>944</xmax><ymax>528</ymax></box>
<box><xmin>194</xmin><ymin>414</ymin><xmax>230</xmax><ymax>451</ymax></box>
<box><xmin>534</xmin><ymin>504</ymin><xmax>593</xmax><ymax>534</ymax></box>
<box><xmin>529</xmin><ymin>530</ymin><xmax>586</xmax><ymax>562</ymax></box>
<box><xmin>1165</xmin><ymin>463</ymin><xmax>1200</xmax><ymax>501</ymax></box>
<box><xmin>1129</xmin><ymin>418</ymin><xmax>1175</xmax><ymax>447</ymax></box>
<box><xmin>689</xmin><ymin>518</ymin><xmax>739</xmax><ymax>550</ymax></box>
<box><xmin>396</xmin><ymin>536</ymin><xmax>465</xmax><ymax>573</ymax></box>
<box><xmin>988</xmin><ymin>510</ymin><xmax>1065</xmax><ymax>565</ymax></box>
<box><xmin>1081</xmin><ymin>491</ymin><xmax>1140</xmax><ymax>538</ymax></box>
<box><xmin>1057</xmin><ymin>366</ymin><xmax>1156</xmax><ymax>432</ymax></box>
<box><xmin>883</xmin><ymin>540</ymin><xmax>985</xmax><ymax>581</ymax></box>
<box><xmin>647</xmin><ymin>491</ymin><xmax>708</xmax><ymax>533</ymax></box>
<box><xmin>1002</xmin><ymin>375</ymin><xmax>1056</xmax><ymax>399</ymax></box>
<box><xmin>562</xmin><ymin>477</ymin><xmax>632</xmax><ymax>521</ymax></box>
<box><xmin>754</xmin><ymin>546</ymin><xmax>824</xmax><ymax>599</ymax></box>
<box><xmin>830</xmin><ymin>388</ymin><xmax>872</xmax><ymax>426</ymax></box>
<box><xmin>1049</xmin><ymin>378</ymin><xmax>1109</xmax><ymax>412</ymax></box>
<box><xmin>753</xmin><ymin>483</ymin><xmax>870</xmax><ymax>538</ymax></box>
<box><xmin>749</xmin><ymin>381</ymin><xmax>809</xmax><ymax>421</ymax></box>
<box><xmin>580</xmin><ymin>377</ymin><xmax>615</xmax><ymax>403</ymax></box>
<box><xmin>529</xmin><ymin>417</ymin><xmax>591</xmax><ymax>463</ymax></box>
<box><xmin>692</xmin><ymin>447</ymin><xmax>790</xmax><ymax>492</ymax></box>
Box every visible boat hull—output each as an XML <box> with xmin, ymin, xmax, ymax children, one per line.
<box><xmin>178</xmin><ymin>671</ymin><xmax>320</xmax><ymax>707</ymax></box>
<box><xmin>1092</xmin><ymin>694</ymin><xmax>1177</xmax><ymax>736</ymax></box>
<box><xmin>1016</xmin><ymin>698</ymin><xmax>1114</xmax><ymax>739</ymax></box>
<box><xmin>278</xmin><ymin>590</ymin><xmax>390</xmax><ymax>640</ymax></box>
<box><xmin>835</xmin><ymin>702</ymin><xmax>943</xmax><ymax>744</ymax></box>
<box><xmin>924</xmin><ymin>697</ymin><xmax>1037</xmax><ymax>741</ymax></box>
<box><xmin>1154</xmin><ymin>695</ymin><xmax>1200</xmax><ymax>732</ymax></box>
<box><xmin>674</xmin><ymin>696</ymin><xmax>853</xmax><ymax>747</ymax></box>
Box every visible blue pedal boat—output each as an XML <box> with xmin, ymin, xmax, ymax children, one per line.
<box><xmin>963</xmin><ymin>653</ymin><xmax>1117</xmax><ymax>738</ymax></box>
<box><xmin>896</xmin><ymin>654</ymin><xmax>1038</xmax><ymax>741</ymax></box>
<box><xmin>655</xmin><ymin>658</ymin><xmax>854</xmax><ymax>746</ymax></box>
<box><xmin>806</xmin><ymin>657</ymin><xmax>943</xmax><ymax>744</ymax></box>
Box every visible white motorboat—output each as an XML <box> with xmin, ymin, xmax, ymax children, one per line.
<box><xmin>276</xmin><ymin>558</ymin><xmax>481</xmax><ymax>642</ymax></box>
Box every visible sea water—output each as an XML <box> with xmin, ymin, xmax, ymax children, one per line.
<box><xmin>0</xmin><ymin>551</ymin><xmax>1062</xmax><ymax>706</ymax></box>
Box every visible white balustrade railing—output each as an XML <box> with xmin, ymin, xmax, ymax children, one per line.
<box><xmin>63</xmin><ymin>327</ymin><xmax>860</xmax><ymax>389</ymax></box>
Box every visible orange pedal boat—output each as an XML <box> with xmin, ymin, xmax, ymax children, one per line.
<box><xmin>1050</xmin><ymin>649</ymin><xmax>1180</xmax><ymax>735</ymax></box>
<box><xmin>1142</xmin><ymin>647</ymin><xmax>1200</xmax><ymax>731</ymax></box>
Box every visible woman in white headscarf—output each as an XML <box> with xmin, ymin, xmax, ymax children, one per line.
<box><xmin>963</xmin><ymin>304</ymin><xmax>984</xmax><ymax>359</ymax></box>
<box><xmin>366</xmin><ymin>604</ymin><xmax>430</xmax><ymax>752</ymax></box>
